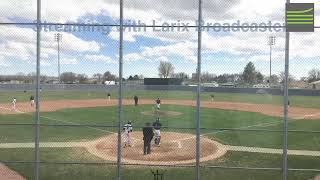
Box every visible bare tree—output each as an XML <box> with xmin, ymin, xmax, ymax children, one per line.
<box><xmin>77</xmin><ymin>74</ymin><xmax>88</xmax><ymax>83</ymax></box>
<box><xmin>307</xmin><ymin>69</ymin><xmax>320</xmax><ymax>83</ymax></box>
<box><xmin>269</xmin><ymin>74</ymin><xmax>279</xmax><ymax>84</ymax></box>
<box><xmin>158</xmin><ymin>61</ymin><xmax>174</xmax><ymax>78</ymax></box>
<box><xmin>200</xmin><ymin>72</ymin><xmax>216</xmax><ymax>83</ymax></box>
<box><xmin>93</xmin><ymin>73</ymin><xmax>103</xmax><ymax>83</ymax></box>
<box><xmin>172</xmin><ymin>72</ymin><xmax>189</xmax><ymax>79</ymax></box>
<box><xmin>279</xmin><ymin>72</ymin><xmax>295</xmax><ymax>84</ymax></box>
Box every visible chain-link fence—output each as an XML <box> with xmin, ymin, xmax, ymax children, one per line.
<box><xmin>0</xmin><ymin>0</ymin><xmax>320</xmax><ymax>179</ymax></box>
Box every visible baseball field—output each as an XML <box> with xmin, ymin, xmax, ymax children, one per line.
<box><xmin>0</xmin><ymin>89</ymin><xmax>319</xmax><ymax>180</ymax></box>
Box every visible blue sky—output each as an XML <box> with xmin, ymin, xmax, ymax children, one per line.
<box><xmin>0</xmin><ymin>0</ymin><xmax>319</xmax><ymax>79</ymax></box>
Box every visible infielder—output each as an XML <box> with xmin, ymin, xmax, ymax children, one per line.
<box><xmin>153</xmin><ymin>118</ymin><xmax>162</xmax><ymax>146</ymax></box>
<box><xmin>123</xmin><ymin>121</ymin><xmax>133</xmax><ymax>148</ymax></box>
<box><xmin>107</xmin><ymin>93</ymin><xmax>111</xmax><ymax>101</ymax></box>
<box><xmin>30</xmin><ymin>95</ymin><xmax>35</xmax><ymax>107</ymax></box>
<box><xmin>12</xmin><ymin>97</ymin><xmax>17</xmax><ymax>111</ymax></box>
<box><xmin>210</xmin><ymin>94</ymin><xmax>215</xmax><ymax>102</ymax></box>
<box><xmin>155</xmin><ymin>98</ymin><xmax>161</xmax><ymax>110</ymax></box>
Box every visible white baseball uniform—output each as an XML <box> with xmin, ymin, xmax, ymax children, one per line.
<box><xmin>123</xmin><ymin>123</ymin><xmax>133</xmax><ymax>147</ymax></box>
<box><xmin>12</xmin><ymin>98</ymin><xmax>17</xmax><ymax>110</ymax></box>
<box><xmin>154</xmin><ymin>129</ymin><xmax>161</xmax><ymax>137</ymax></box>
<box><xmin>153</xmin><ymin>121</ymin><xmax>162</xmax><ymax>145</ymax></box>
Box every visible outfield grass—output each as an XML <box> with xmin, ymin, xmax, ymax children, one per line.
<box><xmin>0</xmin><ymin>148</ymin><xmax>319</xmax><ymax>180</ymax></box>
<box><xmin>0</xmin><ymin>105</ymin><xmax>319</xmax><ymax>150</ymax></box>
<box><xmin>1</xmin><ymin>89</ymin><xmax>320</xmax><ymax>108</ymax></box>
<box><xmin>0</xmin><ymin>102</ymin><xmax>319</xmax><ymax>179</ymax></box>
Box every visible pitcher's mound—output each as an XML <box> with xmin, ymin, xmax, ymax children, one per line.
<box><xmin>141</xmin><ymin>111</ymin><xmax>182</xmax><ymax>117</ymax></box>
<box><xmin>86</xmin><ymin>132</ymin><xmax>227</xmax><ymax>165</ymax></box>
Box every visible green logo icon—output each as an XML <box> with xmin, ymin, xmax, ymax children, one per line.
<box><xmin>286</xmin><ymin>3</ymin><xmax>314</xmax><ymax>32</ymax></box>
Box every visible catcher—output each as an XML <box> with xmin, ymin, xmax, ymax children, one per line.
<box><xmin>153</xmin><ymin>118</ymin><xmax>162</xmax><ymax>146</ymax></box>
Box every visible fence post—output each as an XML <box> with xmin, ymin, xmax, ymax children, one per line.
<box><xmin>283</xmin><ymin>0</ymin><xmax>291</xmax><ymax>180</ymax></box>
<box><xmin>117</xmin><ymin>0</ymin><xmax>124</xmax><ymax>179</ymax></box>
<box><xmin>35</xmin><ymin>0</ymin><xmax>41</xmax><ymax>179</ymax></box>
<box><xmin>196</xmin><ymin>0</ymin><xmax>203</xmax><ymax>179</ymax></box>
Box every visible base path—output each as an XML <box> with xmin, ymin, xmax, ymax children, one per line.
<box><xmin>226</xmin><ymin>145</ymin><xmax>320</xmax><ymax>157</ymax></box>
<box><xmin>1</xmin><ymin>140</ymin><xmax>320</xmax><ymax>157</ymax></box>
<box><xmin>0</xmin><ymin>99</ymin><xmax>319</xmax><ymax>119</ymax></box>
<box><xmin>0</xmin><ymin>164</ymin><xmax>26</xmax><ymax>180</ymax></box>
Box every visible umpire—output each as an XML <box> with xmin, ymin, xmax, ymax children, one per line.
<box><xmin>142</xmin><ymin>122</ymin><xmax>154</xmax><ymax>155</ymax></box>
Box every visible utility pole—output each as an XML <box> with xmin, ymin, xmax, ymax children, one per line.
<box><xmin>268</xmin><ymin>36</ymin><xmax>276</xmax><ymax>88</ymax></box>
<box><xmin>54</xmin><ymin>33</ymin><xmax>62</xmax><ymax>83</ymax></box>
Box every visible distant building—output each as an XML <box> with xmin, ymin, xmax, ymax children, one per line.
<box><xmin>289</xmin><ymin>81</ymin><xmax>308</xmax><ymax>89</ymax></box>
<box><xmin>309</xmin><ymin>80</ymin><xmax>320</xmax><ymax>90</ymax></box>
<box><xmin>202</xmin><ymin>82</ymin><xmax>219</xmax><ymax>87</ymax></box>
<box><xmin>105</xmin><ymin>81</ymin><xmax>116</xmax><ymax>85</ymax></box>
<box><xmin>253</xmin><ymin>84</ymin><xmax>270</xmax><ymax>88</ymax></box>
<box><xmin>219</xmin><ymin>83</ymin><xmax>235</xmax><ymax>88</ymax></box>
<box><xmin>9</xmin><ymin>80</ymin><xmax>24</xmax><ymax>84</ymax></box>
<box><xmin>144</xmin><ymin>78</ymin><xmax>183</xmax><ymax>85</ymax></box>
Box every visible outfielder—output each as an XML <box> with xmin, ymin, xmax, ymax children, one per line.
<box><xmin>210</xmin><ymin>94</ymin><xmax>215</xmax><ymax>102</ymax></box>
<box><xmin>153</xmin><ymin>118</ymin><xmax>162</xmax><ymax>146</ymax></box>
<box><xmin>30</xmin><ymin>95</ymin><xmax>35</xmax><ymax>107</ymax></box>
<box><xmin>123</xmin><ymin>121</ymin><xmax>133</xmax><ymax>148</ymax></box>
<box><xmin>12</xmin><ymin>97</ymin><xmax>17</xmax><ymax>111</ymax></box>
<box><xmin>155</xmin><ymin>98</ymin><xmax>161</xmax><ymax>110</ymax></box>
<box><xmin>134</xmin><ymin>95</ymin><xmax>139</xmax><ymax>106</ymax></box>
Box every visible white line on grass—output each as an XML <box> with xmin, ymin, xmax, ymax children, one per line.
<box><xmin>174</xmin><ymin>118</ymin><xmax>301</xmax><ymax>142</ymax></box>
<box><xmin>0</xmin><ymin>106</ymin><xmax>146</xmax><ymax>143</ymax></box>
<box><xmin>200</xmin><ymin>118</ymin><xmax>301</xmax><ymax>137</ymax></box>
<box><xmin>0</xmin><ymin>106</ymin><xmax>115</xmax><ymax>134</ymax></box>
<box><xmin>0</xmin><ymin>105</ymin><xmax>308</xmax><ymax>146</ymax></box>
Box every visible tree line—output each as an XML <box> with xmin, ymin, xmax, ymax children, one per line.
<box><xmin>1</xmin><ymin>61</ymin><xmax>320</xmax><ymax>85</ymax></box>
<box><xmin>60</xmin><ymin>71</ymin><xmax>143</xmax><ymax>84</ymax></box>
<box><xmin>157</xmin><ymin>61</ymin><xmax>320</xmax><ymax>85</ymax></box>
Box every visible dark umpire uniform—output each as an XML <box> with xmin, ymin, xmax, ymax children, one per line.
<box><xmin>134</xmin><ymin>96</ymin><xmax>139</xmax><ymax>106</ymax></box>
<box><xmin>143</xmin><ymin>122</ymin><xmax>154</xmax><ymax>155</ymax></box>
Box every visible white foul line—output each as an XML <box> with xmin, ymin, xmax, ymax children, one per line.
<box><xmin>0</xmin><ymin>106</ymin><xmax>115</xmax><ymax>134</ymax></box>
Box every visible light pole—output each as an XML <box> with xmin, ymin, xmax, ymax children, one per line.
<box><xmin>54</xmin><ymin>33</ymin><xmax>62</xmax><ymax>83</ymax></box>
<box><xmin>268</xmin><ymin>36</ymin><xmax>276</xmax><ymax>88</ymax></box>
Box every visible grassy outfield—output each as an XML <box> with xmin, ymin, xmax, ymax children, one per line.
<box><xmin>0</xmin><ymin>148</ymin><xmax>319</xmax><ymax>180</ymax></box>
<box><xmin>0</xmin><ymin>105</ymin><xmax>319</xmax><ymax>150</ymax></box>
<box><xmin>0</xmin><ymin>89</ymin><xmax>320</xmax><ymax>108</ymax></box>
